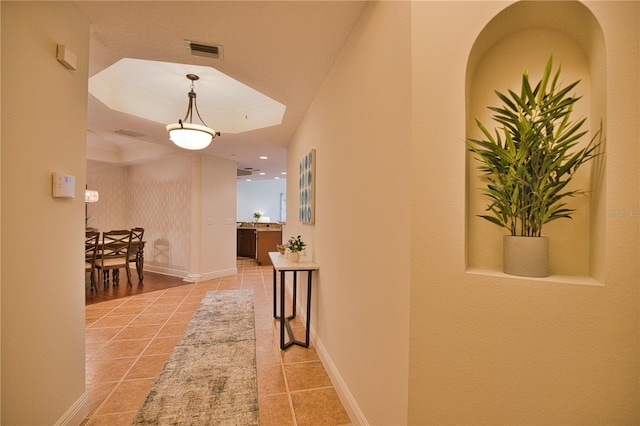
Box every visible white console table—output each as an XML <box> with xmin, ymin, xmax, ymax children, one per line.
<box><xmin>269</xmin><ymin>252</ymin><xmax>319</xmax><ymax>349</ymax></box>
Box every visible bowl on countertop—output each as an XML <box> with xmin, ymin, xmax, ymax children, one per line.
<box><xmin>276</xmin><ymin>244</ymin><xmax>287</xmax><ymax>254</ymax></box>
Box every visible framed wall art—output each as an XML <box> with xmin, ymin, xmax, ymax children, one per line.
<box><xmin>299</xmin><ymin>148</ymin><xmax>315</xmax><ymax>224</ymax></box>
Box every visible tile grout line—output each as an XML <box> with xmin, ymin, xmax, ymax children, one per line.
<box><xmin>85</xmin><ymin>291</ymin><xmax>164</xmax><ymax>364</ymax></box>
<box><xmin>244</xmin><ymin>258</ymin><xmax>301</xmax><ymax>425</ymax></box>
<box><xmin>281</xmin><ymin>359</ymin><xmax>299</xmax><ymax>426</ymax></box>
<box><xmin>85</xmin><ymin>290</ymin><xmax>170</xmax><ymax>421</ymax></box>
<box><xmin>261</xmin><ymin>260</ymin><xmax>299</xmax><ymax>426</ymax></box>
<box><xmin>86</xmin><ymin>285</ymin><xmax>200</xmax><ymax>422</ymax></box>
<box><xmin>85</xmin><ymin>259</ymin><xmax>348</xmax><ymax>425</ymax></box>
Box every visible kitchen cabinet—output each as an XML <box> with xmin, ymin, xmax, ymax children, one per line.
<box><xmin>237</xmin><ymin>223</ymin><xmax>283</xmax><ymax>265</ymax></box>
<box><xmin>256</xmin><ymin>230</ymin><xmax>282</xmax><ymax>266</ymax></box>
<box><xmin>237</xmin><ymin>228</ymin><xmax>256</xmax><ymax>258</ymax></box>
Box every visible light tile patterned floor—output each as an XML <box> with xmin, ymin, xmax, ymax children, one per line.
<box><xmin>82</xmin><ymin>258</ymin><xmax>351</xmax><ymax>425</ymax></box>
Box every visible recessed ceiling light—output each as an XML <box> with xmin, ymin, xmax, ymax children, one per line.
<box><xmin>246</xmin><ymin>179</ymin><xmax>252</xmax><ymax>181</ymax></box>
<box><xmin>274</xmin><ymin>177</ymin><xmax>280</xmax><ymax>180</ymax></box>
<box><xmin>281</xmin><ymin>172</ymin><xmax>287</xmax><ymax>175</ymax></box>
<box><xmin>259</xmin><ymin>172</ymin><xmax>266</xmax><ymax>175</ymax></box>
<box><xmin>259</xmin><ymin>156</ymin><xmax>268</xmax><ymax>160</ymax></box>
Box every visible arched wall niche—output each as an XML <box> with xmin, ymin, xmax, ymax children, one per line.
<box><xmin>465</xmin><ymin>1</ymin><xmax>606</xmax><ymax>282</ymax></box>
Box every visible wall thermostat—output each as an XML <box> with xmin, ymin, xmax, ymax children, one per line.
<box><xmin>52</xmin><ymin>172</ymin><xmax>75</xmax><ymax>198</ymax></box>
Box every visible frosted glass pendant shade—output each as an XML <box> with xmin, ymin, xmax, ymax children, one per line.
<box><xmin>166</xmin><ymin>74</ymin><xmax>219</xmax><ymax>150</ymax></box>
<box><xmin>166</xmin><ymin>123</ymin><xmax>214</xmax><ymax>150</ymax></box>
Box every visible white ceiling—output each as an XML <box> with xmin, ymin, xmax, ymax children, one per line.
<box><xmin>75</xmin><ymin>1</ymin><xmax>367</xmax><ymax>180</ymax></box>
<box><xmin>89</xmin><ymin>58</ymin><xmax>287</xmax><ymax>135</ymax></box>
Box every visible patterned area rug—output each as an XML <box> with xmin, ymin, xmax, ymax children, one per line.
<box><xmin>132</xmin><ymin>289</ymin><xmax>259</xmax><ymax>425</ymax></box>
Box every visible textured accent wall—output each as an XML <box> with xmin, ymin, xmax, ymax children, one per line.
<box><xmin>129</xmin><ymin>156</ymin><xmax>191</xmax><ymax>273</ymax></box>
<box><xmin>87</xmin><ymin>155</ymin><xmax>192</xmax><ymax>274</ymax></box>
<box><xmin>86</xmin><ymin>161</ymin><xmax>128</xmax><ymax>231</ymax></box>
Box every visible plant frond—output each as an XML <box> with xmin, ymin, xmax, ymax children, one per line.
<box><xmin>466</xmin><ymin>55</ymin><xmax>601</xmax><ymax>235</ymax></box>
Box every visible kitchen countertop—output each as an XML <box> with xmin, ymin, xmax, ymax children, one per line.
<box><xmin>237</xmin><ymin>222</ymin><xmax>283</xmax><ymax>231</ymax></box>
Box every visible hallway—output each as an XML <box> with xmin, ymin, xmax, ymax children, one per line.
<box><xmin>83</xmin><ymin>258</ymin><xmax>350</xmax><ymax>425</ymax></box>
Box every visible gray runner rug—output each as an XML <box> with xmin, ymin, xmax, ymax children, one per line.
<box><xmin>132</xmin><ymin>289</ymin><xmax>259</xmax><ymax>425</ymax></box>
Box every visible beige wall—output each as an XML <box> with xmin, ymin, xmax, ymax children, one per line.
<box><xmin>1</xmin><ymin>1</ymin><xmax>637</xmax><ymax>424</ymax></box>
<box><xmin>199</xmin><ymin>154</ymin><xmax>238</xmax><ymax>279</ymax></box>
<box><xmin>409</xmin><ymin>1</ymin><xmax>638</xmax><ymax>424</ymax></box>
<box><xmin>1</xmin><ymin>2</ymin><xmax>90</xmax><ymax>424</ymax></box>
<box><xmin>1</xmin><ymin>25</ymin><xmax>236</xmax><ymax>415</ymax></box>
<box><xmin>288</xmin><ymin>0</ymin><xmax>637</xmax><ymax>424</ymax></box>
<box><xmin>286</xmin><ymin>2</ymin><xmax>412</xmax><ymax>424</ymax></box>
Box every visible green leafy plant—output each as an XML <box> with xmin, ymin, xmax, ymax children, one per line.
<box><xmin>467</xmin><ymin>56</ymin><xmax>602</xmax><ymax>237</ymax></box>
<box><xmin>253</xmin><ymin>211</ymin><xmax>262</xmax><ymax>220</ymax></box>
<box><xmin>287</xmin><ymin>235</ymin><xmax>306</xmax><ymax>253</ymax></box>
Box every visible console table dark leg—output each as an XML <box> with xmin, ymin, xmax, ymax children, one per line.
<box><xmin>274</xmin><ymin>268</ymin><xmax>313</xmax><ymax>350</ymax></box>
<box><xmin>292</xmin><ymin>271</ymin><xmax>297</xmax><ymax>318</ymax></box>
<box><xmin>280</xmin><ymin>270</ymin><xmax>286</xmax><ymax>350</ymax></box>
<box><xmin>273</xmin><ymin>267</ymin><xmax>277</xmax><ymax>318</ymax></box>
<box><xmin>304</xmin><ymin>270</ymin><xmax>312</xmax><ymax>347</ymax></box>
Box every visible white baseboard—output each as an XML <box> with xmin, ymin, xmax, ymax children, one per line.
<box><xmin>142</xmin><ymin>266</ymin><xmax>238</xmax><ymax>282</ymax></box>
<box><xmin>202</xmin><ymin>268</ymin><xmax>238</xmax><ymax>280</ymax></box>
<box><xmin>54</xmin><ymin>392</ymin><xmax>89</xmax><ymax>426</ymax></box>
<box><xmin>314</xmin><ymin>336</ymin><xmax>368</xmax><ymax>425</ymax></box>
<box><xmin>286</xmin><ymin>280</ymin><xmax>368</xmax><ymax>425</ymax></box>
<box><xmin>143</xmin><ymin>264</ymin><xmax>187</xmax><ymax>277</ymax></box>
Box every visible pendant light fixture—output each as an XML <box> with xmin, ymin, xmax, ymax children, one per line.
<box><xmin>166</xmin><ymin>74</ymin><xmax>220</xmax><ymax>150</ymax></box>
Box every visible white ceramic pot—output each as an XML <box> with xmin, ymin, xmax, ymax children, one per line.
<box><xmin>503</xmin><ymin>235</ymin><xmax>549</xmax><ymax>277</ymax></box>
<box><xmin>289</xmin><ymin>251</ymin><xmax>300</xmax><ymax>262</ymax></box>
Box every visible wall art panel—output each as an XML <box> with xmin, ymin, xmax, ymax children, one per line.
<box><xmin>299</xmin><ymin>148</ymin><xmax>316</xmax><ymax>224</ymax></box>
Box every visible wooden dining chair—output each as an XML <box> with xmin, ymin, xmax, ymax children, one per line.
<box><xmin>128</xmin><ymin>227</ymin><xmax>145</xmax><ymax>282</ymax></box>
<box><xmin>97</xmin><ymin>229</ymin><xmax>133</xmax><ymax>287</ymax></box>
<box><xmin>85</xmin><ymin>230</ymin><xmax>100</xmax><ymax>292</ymax></box>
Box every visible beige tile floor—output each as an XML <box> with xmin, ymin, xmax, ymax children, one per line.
<box><xmin>83</xmin><ymin>258</ymin><xmax>351</xmax><ymax>425</ymax></box>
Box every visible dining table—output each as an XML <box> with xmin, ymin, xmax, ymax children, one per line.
<box><xmin>130</xmin><ymin>240</ymin><xmax>146</xmax><ymax>281</ymax></box>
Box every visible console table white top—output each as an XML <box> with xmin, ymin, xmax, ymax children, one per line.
<box><xmin>268</xmin><ymin>252</ymin><xmax>319</xmax><ymax>271</ymax></box>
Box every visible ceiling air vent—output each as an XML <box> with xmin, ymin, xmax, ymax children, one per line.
<box><xmin>186</xmin><ymin>40</ymin><xmax>224</xmax><ymax>60</ymax></box>
<box><xmin>113</xmin><ymin>129</ymin><xmax>144</xmax><ymax>138</ymax></box>
<box><xmin>237</xmin><ymin>169</ymin><xmax>252</xmax><ymax>177</ymax></box>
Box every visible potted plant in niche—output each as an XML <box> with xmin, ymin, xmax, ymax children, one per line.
<box><xmin>287</xmin><ymin>235</ymin><xmax>306</xmax><ymax>262</ymax></box>
<box><xmin>253</xmin><ymin>211</ymin><xmax>262</xmax><ymax>223</ymax></box>
<box><xmin>467</xmin><ymin>56</ymin><xmax>602</xmax><ymax>277</ymax></box>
